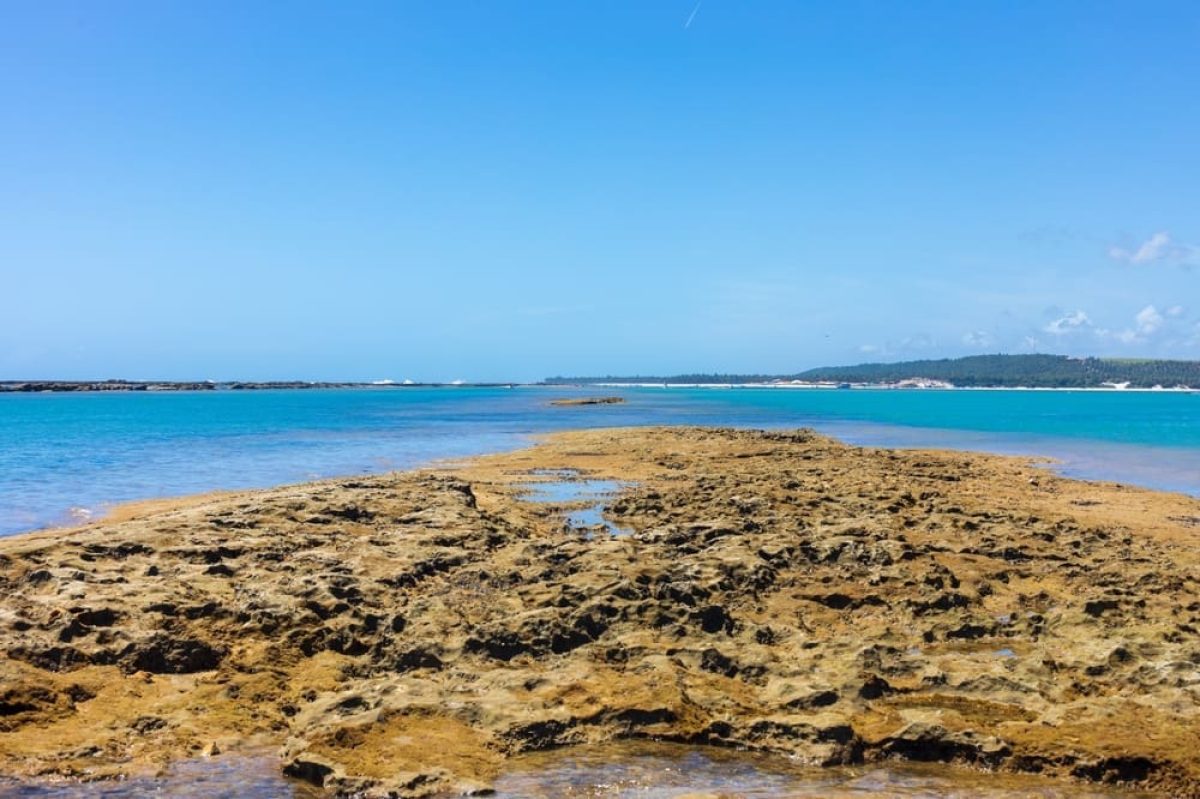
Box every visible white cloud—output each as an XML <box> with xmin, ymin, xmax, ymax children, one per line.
<box><xmin>1044</xmin><ymin>310</ymin><xmax>1091</xmax><ymax>335</ymax></box>
<box><xmin>1021</xmin><ymin>336</ymin><xmax>1042</xmax><ymax>351</ymax></box>
<box><xmin>1134</xmin><ymin>305</ymin><xmax>1164</xmax><ymax>335</ymax></box>
<box><xmin>1100</xmin><ymin>305</ymin><xmax>1168</xmax><ymax>345</ymax></box>
<box><xmin>1166</xmin><ymin>305</ymin><xmax>1185</xmax><ymax>318</ymax></box>
<box><xmin>961</xmin><ymin>331</ymin><xmax>993</xmax><ymax>348</ymax></box>
<box><xmin>1109</xmin><ymin>231</ymin><xmax>1195</xmax><ymax>265</ymax></box>
<box><xmin>858</xmin><ymin>335</ymin><xmax>935</xmax><ymax>357</ymax></box>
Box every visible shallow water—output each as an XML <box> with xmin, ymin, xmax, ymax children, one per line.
<box><xmin>0</xmin><ymin>744</ymin><xmax>1151</xmax><ymax>798</ymax></box>
<box><xmin>0</xmin><ymin>755</ymin><xmax>319</xmax><ymax>798</ymax></box>
<box><xmin>516</xmin><ymin>470</ymin><xmax>632</xmax><ymax>536</ymax></box>
<box><xmin>490</xmin><ymin>742</ymin><xmax>1151</xmax><ymax>798</ymax></box>
<box><xmin>1</xmin><ymin>386</ymin><xmax>1198</xmax><ymax>536</ymax></box>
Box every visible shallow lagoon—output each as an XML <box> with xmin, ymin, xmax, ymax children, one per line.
<box><xmin>1</xmin><ymin>386</ymin><xmax>1198</xmax><ymax>535</ymax></box>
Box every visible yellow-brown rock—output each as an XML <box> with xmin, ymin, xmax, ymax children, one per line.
<box><xmin>0</xmin><ymin>427</ymin><xmax>1198</xmax><ymax>796</ymax></box>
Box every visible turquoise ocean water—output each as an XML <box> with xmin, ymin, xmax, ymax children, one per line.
<box><xmin>0</xmin><ymin>386</ymin><xmax>1197</xmax><ymax>536</ymax></box>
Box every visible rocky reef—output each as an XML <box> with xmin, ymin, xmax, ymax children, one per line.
<box><xmin>0</xmin><ymin>380</ymin><xmax>219</xmax><ymax>392</ymax></box>
<box><xmin>0</xmin><ymin>427</ymin><xmax>1198</xmax><ymax>796</ymax></box>
<box><xmin>548</xmin><ymin>396</ymin><xmax>626</xmax><ymax>406</ymax></box>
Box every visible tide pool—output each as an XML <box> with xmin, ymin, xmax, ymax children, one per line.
<box><xmin>0</xmin><ymin>386</ymin><xmax>1196</xmax><ymax>536</ymax></box>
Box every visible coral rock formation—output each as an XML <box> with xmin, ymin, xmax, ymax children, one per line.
<box><xmin>1</xmin><ymin>427</ymin><xmax>1198</xmax><ymax>796</ymax></box>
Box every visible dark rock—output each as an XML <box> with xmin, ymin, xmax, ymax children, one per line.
<box><xmin>786</xmin><ymin>689</ymin><xmax>840</xmax><ymax>710</ymax></box>
<box><xmin>1071</xmin><ymin>756</ymin><xmax>1156</xmax><ymax>784</ymax></box>
<box><xmin>694</xmin><ymin>605</ymin><xmax>735</xmax><ymax>635</ymax></box>
<box><xmin>882</xmin><ymin>722</ymin><xmax>1011</xmax><ymax>766</ymax></box>
<box><xmin>125</xmin><ymin>637</ymin><xmax>224</xmax><ymax>674</ymax></box>
<box><xmin>1084</xmin><ymin>599</ymin><xmax>1120</xmax><ymax>617</ymax></box>
<box><xmin>699</xmin><ymin>648</ymin><xmax>738</xmax><ymax>677</ymax></box>
<box><xmin>858</xmin><ymin>675</ymin><xmax>895</xmax><ymax>700</ymax></box>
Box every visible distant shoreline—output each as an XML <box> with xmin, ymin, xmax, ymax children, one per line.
<box><xmin>545</xmin><ymin>354</ymin><xmax>1200</xmax><ymax>390</ymax></box>
<box><xmin>577</xmin><ymin>381</ymin><xmax>1200</xmax><ymax>392</ymax></box>
<box><xmin>0</xmin><ymin>380</ymin><xmax>522</xmax><ymax>393</ymax></box>
<box><xmin>2</xmin><ymin>380</ymin><xmax>1198</xmax><ymax>394</ymax></box>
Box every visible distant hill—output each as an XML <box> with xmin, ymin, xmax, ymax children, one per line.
<box><xmin>546</xmin><ymin>354</ymin><xmax>1200</xmax><ymax>389</ymax></box>
<box><xmin>795</xmin><ymin>354</ymin><xmax>1200</xmax><ymax>388</ymax></box>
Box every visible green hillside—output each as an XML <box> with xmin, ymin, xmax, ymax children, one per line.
<box><xmin>798</xmin><ymin>354</ymin><xmax>1200</xmax><ymax>387</ymax></box>
<box><xmin>546</xmin><ymin>355</ymin><xmax>1200</xmax><ymax>388</ymax></box>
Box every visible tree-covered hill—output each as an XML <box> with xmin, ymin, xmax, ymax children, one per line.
<box><xmin>795</xmin><ymin>355</ymin><xmax>1200</xmax><ymax>388</ymax></box>
<box><xmin>545</xmin><ymin>354</ymin><xmax>1200</xmax><ymax>388</ymax></box>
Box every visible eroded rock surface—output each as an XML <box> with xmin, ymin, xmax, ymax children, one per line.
<box><xmin>1</xmin><ymin>427</ymin><xmax>1198</xmax><ymax>796</ymax></box>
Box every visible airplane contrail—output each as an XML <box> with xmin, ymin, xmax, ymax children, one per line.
<box><xmin>684</xmin><ymin>0</ymin><xmax>702</xmax><ymax>29</ymax></box>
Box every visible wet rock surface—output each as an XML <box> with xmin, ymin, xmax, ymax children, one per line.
<box><xmin>489</xmin><ymin>740</ymin><xmax>1156</xmax><ymax>797</ymax></box>
<box><xmin>0</xmin><ymin>752</ymin><xmax>321</xmax><ymax>798</ymax></box>
<box><xmin>0</xmin><ymin>427</ymin><xmax>1198</xmax><ymax>797</ymax></box>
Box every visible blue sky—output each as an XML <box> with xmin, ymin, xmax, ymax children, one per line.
<box><xmin>2</xmin><ymin>1</ymin><xmax>1197</xmax><ymax>382</ymax></box>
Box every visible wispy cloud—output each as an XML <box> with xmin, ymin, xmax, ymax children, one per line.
<box><xmin>1109</xmin><ymin>231</ymin><xmax>1195</xmax><ymax>266</ymax></box>
<box><xmin>961</xmin><ymin>330</ymin><xmax>993</xmax><ymax>348</ymax></box>
<box><xmin>1097</xmin><ymin>304</ymin><xmax>1168</xmax><ymax>345</ymax></box>
<box><xmin>683</xmin><ymin>0</ymin><xmax>702</xmax><ymax>29</ymax></box>
<box><xmin>856</xmin><ymin>335</ymin><xmax>936</xmax><ymax>358</ymax></box>
<box><xmin>1043</xmin><ymin>310</ymin><xmax>1091</xmax><ymax>335</ymax></box>
<box><xmin>1135</xmin><ymin>304</ymin><xmax>1164</xmax><ymax>335</ymax></box>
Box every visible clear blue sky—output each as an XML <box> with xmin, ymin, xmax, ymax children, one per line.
<box><xmin>2</xmin><ymin>1</ymin><xmax>1198</xmax><ymax>382</ymax></box>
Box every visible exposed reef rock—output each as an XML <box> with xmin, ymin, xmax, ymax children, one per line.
<box><xmin>0</xmin><ymin>427</ymin><xmax>1198</xmax><ymax>796</ymax></box>
<box><xmin>549</xmin><ymin>396</ymin><xmax>626</xmax><ymax>406</ymax></box>
<box><xmin>0</xmin><ymin>380</ymin><xmax>218</xmax><ymax>392</ymax></box>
